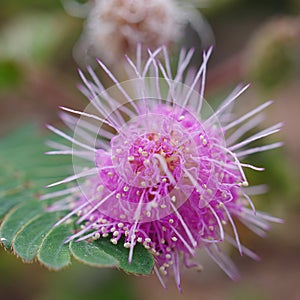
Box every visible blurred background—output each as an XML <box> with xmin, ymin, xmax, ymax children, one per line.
<box><xmin>0</xmin><ymin>0</ymin><xmax>299</xmax><ymax>299</ymax></box>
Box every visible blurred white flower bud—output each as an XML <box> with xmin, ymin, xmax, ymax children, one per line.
<box><xmin>71</xmin><ymin>0</ymin><xmax>211</xmax><ymax>66</ymax></box>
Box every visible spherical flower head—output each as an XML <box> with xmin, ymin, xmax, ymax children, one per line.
<box><xmin>73</xmin><ymin>0</ymin><xmax>209</xmax><ymax>66</ymax></box>
<box><xmin>45</xmin><ymin>46</ymin><xmax>283</xmax><ymax>290</ymax></box>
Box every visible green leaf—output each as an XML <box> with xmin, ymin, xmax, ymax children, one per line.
<box><xmin>37</xmin><ymin>223</ymin><xmax>72</xmax><ymax>270</ymax></box>
<box><xmin>71</xmin><ymin>238</ymin><xmax>154</xmax><ymax>275</ymax></box>
<box><xmin>12</xmin><ymin>212</ymin><xmax>63</xmax><ymax>262</ymax></box>
<box><xmin>94</xmin><ymin>237</ymin><xmax>154</xmax><ymax>275</ymax></box>
<box><xmin>0</xmin><ymin>200</ymin><xmax>44</xmax><ymax>249</ymax></box>
<box><xmin>0</xmin><ymin>124</ymin><xmax>71</xmax><ymax>218</ymax></box>
<box><xmin>0</xmin><ymin>192</ymin><xmax>29</xmax><ymax>219</ymax></box>
<box><xmin>70</xmin><ymin>240</ymin><xmax>119</xmax><ymax>268</ymax></box>
<box><xmin>0</xmin><ymin>125</ymin><xmax>154</xmax><ymax>275</ymax></box>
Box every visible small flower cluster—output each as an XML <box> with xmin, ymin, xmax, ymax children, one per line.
<box><xmin>44</xmin><ymin>46</ymin><xmax>282</xmax><ymax>289</ymax></box>
<box><xmin>73</xmin><ymin>0</ymin><xmax>212</xmax><ymax>66</ymax></box>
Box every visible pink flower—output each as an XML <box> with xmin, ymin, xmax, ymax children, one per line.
<box><xmin>44</xmin><ymin>46</ymin><xmax>283</xmax><ymax>290</ymax></box>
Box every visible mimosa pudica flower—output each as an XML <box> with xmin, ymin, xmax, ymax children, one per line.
<box><xmin>44</xmin><ymin>46</ymin><xmax>283</xmax><ymax>290</ymax></box>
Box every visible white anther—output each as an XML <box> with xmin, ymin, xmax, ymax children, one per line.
<box><xmin>92</xmin><ymin>233</ymin><xmax>100</xmax><ymax>240</ymax></box>
<box><xmin>159</xmin><ymin>266</ymin><xmax>165</xmax><ymax>272</ymax></box>
<box><xmin>97</xmin><ymin>185</ymin><xmax>104</xmax><ymax>192</ymax></box>
<box><xmin>110</xmin><ymin>238</ymin><xmax>118</xmax><ymax>245</ymax></box>
<box><xmin>128</xmin><ymin>156</ymin><xmax>134</xmax><ymax>161</ymax></box>
<box><xmin>124</xmin><ymin>242</ymin><xmax>131</xmax><ymax>248</ymax></box>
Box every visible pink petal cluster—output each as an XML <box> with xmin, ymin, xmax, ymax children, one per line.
<box><xmin>44</xmin><ymin>46</ymin><xmax>283</xmax><ymax>289</ymax></box>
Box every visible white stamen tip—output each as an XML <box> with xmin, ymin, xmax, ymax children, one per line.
<box><xmin>110</xmin><ymin>238</ymin><xmax>118</xmax><ymax>245</ymax></box>
<box><xmin>124</xmin><ymin>242</ymin><xmax>131</xmax><ymax>248</ymax></box>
